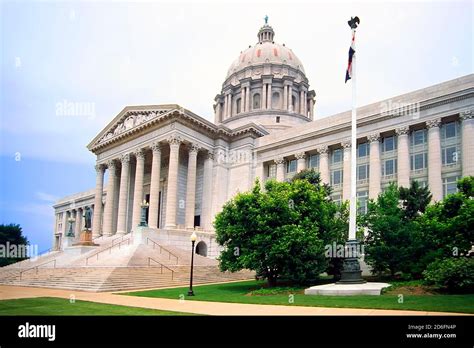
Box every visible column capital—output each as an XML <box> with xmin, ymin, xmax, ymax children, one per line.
<box><xmin>341</xmin><ymin>139</ymin><xmax>352</xmax><ymax>149</ymax></box>
<box><xmin>134</xmin><ymin>148</ymin><xmax>145</xmax><ymax>160</ymax></box>
<box><xmin>367</xmin><ymin>133</ymin><xmax>380</xmax><ymax>143</ymax></box>
<box><xmin>95</xmin><ymin>163</ymin><xmax>105</xmax><ymax>173</ymax></box>
<box><xmin>106</xmin><ymin>160</ymin><xmax>116</xmax><ymax>172</ymax></box>
<box><xmin>167</xmin><ymin>134</ymin><xmax>182</xmax><ymax>146</ymax></box>
<box><xmin>189</xmin><ymin>143</ymin><xmax>200</xmax><ymax>155</ymax></box>
<box><xmin>120</xmin><ymin>153</ymin><xmax>130</xmax><ymax>165</ymax></box>
<box><xmin>317</xmin><ymin>145</ymin><xmax>329</xmax><ymax>154</ymax></box>
<box><xmin>460</xmin><ymin>109</ymin><xmax>473</xmax><ymax>122</ymax></box>
<box><xmin>206</xmin><ymin>151</ymin><xmax>214</xmax><ymax>160</ymax></box>
<box><xmin>295</xmin><ymin>152</ymin><xmax>306</xmax><ymax>160</ymax></box>
<box><xmin>274</xmin><ymin>156</ymin><xmax>285</xmax><ymax>165</ymax></box>
<box><xmin>395</xmin><ymin>126</ymin><xmax>410</xmax><ymax>136</ymax></box>
<box><xmin>426</xmin><ymin>118</ymin><xmax>441</xmax><ymax>129</ymax></box>
<box><xmin>151</xmin><ymin>142</ymin><xmax>162</xmax><ymax>153</ymax></box>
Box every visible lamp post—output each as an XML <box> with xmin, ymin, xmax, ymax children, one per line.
<box><xmin>188</xmin><ymin>231</ymin><xmax>197</xmax><ymax>296</ymax></box>
<box><xmin>139</xmin><ymin>200</ymin><xmax>149</xmax><ymax>227</ymax></box>
<box><xmin>66</xmin><ymin>217</ymin><xmax>75</xmax><ymax>237</ymax></box>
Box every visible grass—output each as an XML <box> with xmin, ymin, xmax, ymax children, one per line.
<box><xmin>123</xmin><ymin>280</ymin><xmax>474</xmax><ymax>314</ymax></box>
<box><xmin>0</xmin><ymin>297</ymin><xmax>196</xmax><ymax>316</ymax></box>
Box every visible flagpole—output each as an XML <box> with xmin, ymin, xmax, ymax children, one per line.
<box><xmin>349</xmin><ymin>27</ymin><xmax>357</xmax><ymax>241</ymax></box>
<box><xmin>338</xmin><ymin>16</ymin><xmax>365</xmax><ymax>284</ymax></box>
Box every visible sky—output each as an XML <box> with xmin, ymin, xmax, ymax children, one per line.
<box><xmin>0</xmin><ymin>0</ymin><xmax>472</xmax><ymax>252</ymax></box>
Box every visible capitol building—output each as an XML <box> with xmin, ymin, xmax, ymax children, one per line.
<box><xmin>53</xmin><ymin>22</ymin><xmax>474</xmax><ymax>258</ymax></box>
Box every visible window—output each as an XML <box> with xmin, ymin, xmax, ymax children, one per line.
<box><xmin>236</xmin><ymin>98</ymin><xmax>241</xmax><ymax>114</ymax></box>
<box><xmin>308</xmin><ymin>154</ymin><xmax>319</xmax><ymax>169</ymax></box>
<box><xmin>411</xmin><ymin>129</ymin><xmax>427</xmax><ymax>146</ymax></box>
<box><xmin>253</xmin><ymin>93</ymin><xmax>261</xmax><ymax>110</ymax></box>
<box><xmin>382</xmin><ymin>136</ymin><xmax>397</xmax><ymax>152</ymax></box>
<box><xmin>331</xmin><ymin>169</ymin><xmax>343</xmax><ymax>186</ymax></box>
<box><xmin>414</xmin><ymin>179</ymin><xmax>428</xmax><ymax>188</ymax></box>
<box><xmin>286</xmin><ymin>159</ymin><xmax>297</xmax><ymax>173</ymax></box>
<box><xmin>357</xmin><ymin>142</ymin><xmax>369</xmax><ymax>158</ymax></box>
<box><xmin>291</xmin><ymin>96</ymin><xmax>296</xmax><ymax>111</ymax></box>
<box><xmin>442</xmin><ymin>122</ymin><xmax>457</xmax><ymax>139</ymax></box>
<box><xmin>332</xmin><ymin>194</ymin><xmax>342</xmax><ymax>206</ymax></box>
<box><xmin>357</xmin><ymin>191</ymin><xmax>369</xmax><ymax>215</ymax></box>
<box><xmin>267</xmin><ymin>164</ymin><xmax>276</xmax><ymax>178</ymax></box>
<box><xmin>410</xmin><ymin>152</ymin><xmax>428</xmax><ymax>170</ymax></box>
<box><xmin>331</xmin><ymin>149</ymin><xmax>343</xmax><ymax>164</ymax></box>
<box><xmin>271</xmin><ymin>92</ymin><xmax>280</xmax><ymax>109</ymax></box>
<box><xmin>443</xmin><ymin>176</ymin><xmax>460</xmax><ymax>197</ymax></box>
<box><xmin>382</xmin><ymin>159</ymin><xmax>397</xmax><ymax>176</ymax></box>
<box><xmin>442</xmin><ymin>146</ymin><xmax>458</xmax><ymax>165</ymax></box>
<box><xmin>357</xmin><ymin>164</ymin><xmax>370</xmax><ymax>181</ymax></box>
<box><xmin>275</xmin><ymin>116</ymin><xmax>280</xmax><ymax>123</ymax></box>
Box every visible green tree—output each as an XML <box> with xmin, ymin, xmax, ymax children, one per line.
<box><xmin>215</xmin><ymin>174</ymin><xmax>346</xmax><ymax>286</ymax></box>
<box><xmin>362</xmin><ymin>184</ymin><xmax>424</xmax><ymax>277</ymax></box>
<box><xmin>0</xmin><ymin>224</ymin><xmax>29</xmax><ymax>267</ymax></box>
<box><xmin>399</xmin><ymin>180</ymin><xmax>432</xmax><ymax>220</ymax></box>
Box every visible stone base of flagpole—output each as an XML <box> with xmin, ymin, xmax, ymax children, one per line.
<box><xmin>337</xmin><ymin>239</ymin><xmax>366</xmax><ymax>284</ymax></box>
<box><xmin>304</xmin><ymin>239</ymin><xmax>390</xmax><ymax>296</ymax></box>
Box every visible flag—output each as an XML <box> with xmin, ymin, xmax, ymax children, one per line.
<box><xmin>345</xmin><ymin>31</ymin><xmax>355</xmax><ymax>83</ymax></box>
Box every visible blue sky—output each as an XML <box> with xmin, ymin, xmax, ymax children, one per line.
<box><xmin>1</xmin><ymin>0</ymin><xmax>472</xmax><ymax>251</ymax></box>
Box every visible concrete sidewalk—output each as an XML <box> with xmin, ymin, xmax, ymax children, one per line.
<box><xmin>0</xmin><ymin>285</ymin><xmax>469</xmax><ymax>316</ymax></box>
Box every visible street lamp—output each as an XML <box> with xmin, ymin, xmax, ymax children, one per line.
<box><xmin>66</xmin><ymin>217</ymin><xmax>75</xmax><ymax>237</ymax></box>
<box><xmin>139</xmin><ymin>200</ymin><xmax>149</xmax><ymax>227</ymax></box>
<box><xmin>188</xmin><ymin>231</ymin><xmax>197</xmax><ymax>296</ymax></box>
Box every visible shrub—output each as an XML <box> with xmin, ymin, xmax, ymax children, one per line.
<box><xmin>422</xmin><ymin>257</ymin><xmax>474</xmax><ymax>293</ymax></box>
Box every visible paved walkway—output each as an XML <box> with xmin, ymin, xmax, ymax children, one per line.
<box><xmin>0</xmin><ymin>285</ymin><xmax>468</xmax><ymax>316</ymax></box>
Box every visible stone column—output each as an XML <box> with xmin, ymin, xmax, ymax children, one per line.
<box><xmin>460</xmin><ymin>110</ymin><xmax>474</xmax><ymax>177</ymax></box>
<box><xmin>309</xmin><ymin>99</ymin><xmax>314</xmax><ymax>119</ymax></box>
<box><xmin>275</xmin><ymin>157</ymin><xmax>285</xmax><ymax>182</ymax></box>
<box><xmin>262</xmin><ymin>84</ymin><xmax>267</xmax><ymax>109</ymax></box>
<box><xmin>427</xmin><ymin>118</ymin><xmax>443</xmax><ymax>201</ymax></box>
<box><xmin>295</xmin><ymin>152</ymin><xmax>306</xmax><ymax>172</ymax></box>
<box><xmin>368</xmin><ymin>133</ymin><xmax>382</xmax><ymax>199</ymax></box>
<box><xmin>116</xmin><ymin>153</ymin><xmax>130</xmax><ymax>235</ymax></box>
<box><xmin>103</xmin><ymin>160</ymin><xmax>117</xmax><ymax>236</ymax></box>
<box><xmin>223</xmin><ymin>95</ymin><xmax>228</xmax><ymax>119</ymax></box>
<box><xmin>185</xmin><ymin>143</ymin><xmax>199</xmax><ymax>230</ymax></box>
<box><xmin>287</xmin><ymin>85</ymin><xmax>293</xmax><ymax>112</ymax></box>
<box><xmin>215</xmin><ymin>102</ymin><xmax>222</xmax><ymax>123</ymax></box>
<box><xmin>283</xmin><ymin>85</ymin><xmax>288</xmax><ymax>110</ymax></box>
<box><xmin>267</xmin><ymin>83</ymin><xmax>272</xmax><ymax>110</ymax></box>
<box><xmin>92</xmin><ymin>164</ymin><xmax>105</xmax><ymax>237</ymax></box>
<box><xmin>131</xmin><ymin>149</ymin><xmax>146</xmax><ymax>228</ymax></box>
<box><xmin>201</xmin><ymin>151</ymin><xmax>214</xmax><ymax>230</ymax></box>
<box><xmin>396</xmin><ymin>126</ymin><xmax>410</xmax><ymax>188</ymax></box>
<box><xmin>318</xmin><ymin>145</ymin><xmax>330</xmax><ymax>184</ymax></box>
<box><xmin>74</xmin><ymin>209</ymin><xmax>82</xmax><ymax>238</ymax></box>
<box><xmin>62</xmin><ymin>211</ymin><xmax>68</xmax><ymax>234</ymax></box>
<box><xmin>228</xmin><ymin>94</ymin><xmax>233</xmax><ymax>117</ymax></box>
<box><xmin>148</xmin><ymin>143</ymin><xmax>162</xmax><ymax>228</ymax></box>
<box><xmin>342</xmin><ymin>141</ymin><xmax>352</xmax><ymax>201</ymax></box>
<box><xmin>255</xmin><ymin>161</ymin><xmax>265</xmax><ymax>187</ymax></box>
<box><xmin>300</xmin><ymin>90</ymin><xmax>305</xmax><ymax>115</ymax></box>
<box><xmin>240</xmin><ymin>87</ymin><xmax>245</xmax><ymax>113</ymax></box>
<box><xmin>245</xmin><ymin>87</ymin><xmax>250</xmax><ymax>112</ymax></box>
<box><xmin>165</xmin><ymin>135</ymin><xmax>181</xmax><ymax>229</ymax></box>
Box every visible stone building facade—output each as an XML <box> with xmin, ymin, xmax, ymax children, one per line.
<box><xmin>53</xmin><ymin>23</ymin><xmax>474</xmax><ymax>256</ymax></box>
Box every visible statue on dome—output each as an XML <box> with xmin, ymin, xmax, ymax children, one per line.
<box><xmin>264</xmin><ymin>15</ymin><xmax>268</xmax><ymax>24</ymax></box>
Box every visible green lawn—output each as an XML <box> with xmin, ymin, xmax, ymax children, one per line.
<box><xmin>0</xmin><ymin>297</ymin><xmax>196</xmax><ymax>316</ymax></box>
<box><xmin>123</xmin><ymin>280</ymin><xmax>474</xmax><ymax>314</ymax></box>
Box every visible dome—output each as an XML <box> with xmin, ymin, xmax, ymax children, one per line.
<box><xmin>226</xmin><ymin>23</ymin><xmax>305</xmax><ymax>79</ymax></box>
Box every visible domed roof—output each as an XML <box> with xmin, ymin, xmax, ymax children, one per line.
<box><xmin>226</xmin><ymin>23</ymin><xmax>306</xmax><ymax>79</ymax></box>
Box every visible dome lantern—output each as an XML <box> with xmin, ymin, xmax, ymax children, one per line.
<box><xmin>258</xmin><ymin>16</ymin><xmax>275</xmax><ymax>43</ymax></box>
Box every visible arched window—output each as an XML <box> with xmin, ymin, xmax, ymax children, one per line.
<box><xmin>253</xmin><ymin>93</ymin><xmax>261</xmax><ymax>110</ymax></box>
<box><xmin>272</xmin><ymin>92</ymin><xmax>280</xmax><ymax>109</ymax></box>
<box><xmin>195</xmin><ymin>241</ymin><xmax>208</xmax><ymax>257</ymax></box>
<box><xmin>236</xmin><ymin>98</ymin><xmax>241</xmax><ymax>114</ymax></box>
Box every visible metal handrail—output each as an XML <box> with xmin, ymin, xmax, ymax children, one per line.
<box><xmin>85</xmin><ymin>237</ymin><xmax>131</xmax><ymax>265</ymax></box>
<box><xmin>146</xmin><ymin>238</ymin><xmax>179</xmax><ymax>264</ymax></box>
<box><xmin>147</xmin><ymin>257</ymin><xmax>174</xmax><ymax>280</ymax></box>
<box><xmin>19</xmin><ymin>259</ymin><xmax>57</xmax><ymax>280</ymax></box>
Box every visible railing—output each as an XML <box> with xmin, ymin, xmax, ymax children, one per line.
<box><xmin>148</xmin><ymin>257</ymin><xmax>174</xmax><ymax>280</ymax></box>
<box><xmin>146</xmin><ymin>238</ymin><xmax>179</xmax><ymax>264</ymax></box>
<box><xmin>19</xmin><ymin>259</ymin><xmax>57</xmax><ymax>280</ymax></box>
<box><xmin>85</xmin><ymin>237</ymin><xmax>131</xmax><ymax>265</ymax></box>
